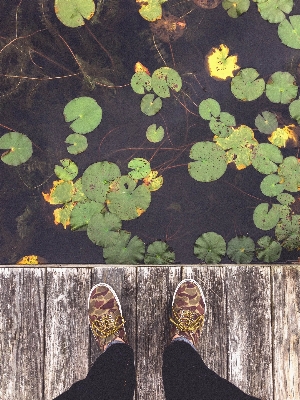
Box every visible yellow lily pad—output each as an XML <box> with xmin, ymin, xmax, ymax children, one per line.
<box><xmin>268</xmin><ymin>125</ymin><xmax>299</xmax><ymax>148</ymax></box>
<box><xmin>205</xmin><ymin>44</ymin><xmax>240</xmax><ymax>81</ymax></box>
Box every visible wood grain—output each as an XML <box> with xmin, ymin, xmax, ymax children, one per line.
<box><xmin>0</xmin><ymin>268</ymin><xmax>45</xmax><ymax>400</ymax></box>
<box><xmin>44</xmin><ymin>268</ymin><xmax>90</xmax><ymax>400</ymax></box>
<box><xmin>272</xmin><ymin>266</ymin><xmax>300</xmax><ymax>400</ymax></box>
<box><xmin>226</xmin><ymin>266</ymin><xmax>273</xmax><ymax>400</ymax></box>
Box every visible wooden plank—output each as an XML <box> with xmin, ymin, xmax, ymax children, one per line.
<box><xmin>44</xmin><ymin>268</ymin><xmax>90</xmax><ymax>400</ymax></box>
<box><xmin>226</xmin><ymin>266</ymin><xmax>273</xmax><ymax>399</ymax></box>
<box><xmin>90</xmin><ymin>266</ymin><xmax>137</xmax><ymax>367</ymax></box>
<box><xmin>273</xmin><ymin>266</ymin><xmax>300</xmax><ymax>400</ymax></box>
<box><xmin>136</xmin><ymin>266</ymin><xmax>181</xmax><ymax>400</ymax></box>
<box><xmin>182</xmin><ymin>266</ymin><xmax>228</xmax><ymax>378</ymax></box>
<box><xmin>0</xmin><ymin>268</ymin><xmax>45</xmax><ymax>400</ymax></box>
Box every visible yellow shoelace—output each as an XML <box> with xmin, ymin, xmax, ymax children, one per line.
<box><xmin>170</xmin><ymin>307</ymin><xmax>205</xmax><ymax>332</ymax></box>
<box><xmin>91</xmin><ymin>314</ymin><xmax>126</xmax><ymax>339</ymax></box>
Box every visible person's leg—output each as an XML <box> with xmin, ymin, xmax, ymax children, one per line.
<box><xmin>54</xmin><ymin>341</ymin><xmax>135</xmax><ymax>400</ymax></box>
<box><xmin>54</xmin><ymin>283</ymin><xmax>136</xmax><ymax>400</ymax></box>
<box><xmin>163</xmin><ymin>338</ymin><xmax>260</xmax><ymax>400</ymax></box>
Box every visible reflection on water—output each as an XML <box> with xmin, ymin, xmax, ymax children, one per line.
<box><xmin>0</xmin><ymin>0</ymin><xmax>299</xmax><ymax>264</ymax></box>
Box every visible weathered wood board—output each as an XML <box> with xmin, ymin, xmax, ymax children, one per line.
<box><xmin>0</xmin><ymin>265</ymin><xmax>299</xmax><ymax>400</ymax></box>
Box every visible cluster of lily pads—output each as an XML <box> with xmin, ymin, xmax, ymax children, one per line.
<box><xmin>223</xmin><ymin>0</ymin><xmax>300</xmax><ymax>49</ymax></box>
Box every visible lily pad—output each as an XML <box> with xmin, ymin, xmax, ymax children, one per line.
<box><xmin>0</xmin><ymin>132</ymin><xmax>33</xmax><ymax>166</ymax></box>
<box><xmin>277</xmin><ymin>192</ymin><xmax>295</xmax><ymax>205</ymax></box>
<box><xmin>142</xmin><ymin>170</ymin><xmax>163</xmax><ymax>191</ymax></box>
<box><xmin>255</xmin><ymin>111</ymin><xmax>278</xmax><ymax>134</ymax></box>
<box><xmin>53</xmin><ymin>203</ymin><xmax>74</xmax><ymax>229</ymax></box>
<box><xmin>222</xmin><ymin>0</ymin><xmax>250</xmax><ymax>18</ymax></box>
<box><xmin>136</xmin><ymin>0</ymin><xmax>168</xmax><ymax>22</ymax></box>
<box><xmin>194</xmin><ymin>232</ymin><xmax>226</xmax><ymax>263</ymax></box>
<box><xmin>70</xmin><ymin>200</ymin><xmax>103</xmax><ymax>231</ymax></box>
<box><xmin>251</xmin><ymin>143</ymin><xmax>283</xmax><ymax>175</ymax></box>
<box><xmin>43</xmin><ymin>180</ymin><xmax>73</xmax><ymax>205</ymax></box>
<box><xmin>227</xmin><ymin>236</ymin><xmax>255</xmax><ymax>263</ymax></box>
<box><xmin>141</xmin><ymin>94</ymin><xmax>162</xmax><ymax>116</ymax></box>
<box><xmin>231</xmin><ymin>68</ymin><xmax>265</xmax><ymax>101</ymax></box>
<box><xmin>128</xmin><ymin>158</ymin><xmax>151</xmax><ymax>180</ymax></box>
<box><xmin>131</xmin><ymin>71</ymin><xmax>152</xmax><ymax>94</ymax></box>
<box><xmin>257</xmin><ymin>0</ymin><xmax>293</xmax><ymax>23</ymax></box>
<box><xmin>107</xmin><ymin>176</ymin><xmax>151</xmax><ymax>220</ymax></box>
<box><xmin>54</xmin><ymin>159</ymin><xmax>78</xmax><ymax>181</ymax></box>
<box><xmin>268</xmin><ymin>125</ymin><xmax>299</xmax><ymax>148</ymax></box>
<box><xmin>215</xmin><ymin>125</ymin><xmax>258</xmax><ymax>170</ymax></box>
<box><xmin>144</xmin><ymin>241</ymin><xmax>175</xmax><ymax>264</ymax></box>
<box><xmin>253</xmin><ymin>203</ymin><xmax>281</xmax><ymax>230</ymax></box>
<box><xmin>72</xmin><ymin>178</ymin><xmax>87</xmax><ymax>202</ymax></box>
<box><xmin>87</xmin><ymin>211</ymin><xmax>122</xmax><ymax>247</ymax></box>
<box><xmin>64</xmin><ymin>97</ymin><xmax>102</xmax><ymax>134</ymax></box>
<box><xmin>209</xmin><ymin>112</ymin><xmax>236</xmax><ymax>137</ymax></box>
<box><xmin>65</xmin><ymin>134</ymin><xmax>88</xmax><ymax>154</ymax></box>
<box><xmin>277</xmin><ymin>156</ymin><xmax>300</xmax><ymax>192</ymax></box>
<box><xmin>146</xmin><ymin>124</ymin><xmax>165</xmax><ymax>142</ymax></box>
<box><xmin>278</xmin><ymin>15</ymin><xmax>300</xmax><ymax>49</ymax></box>
<box><xmin>266</xmin><ymin>71</ymin><xmax>298</xmax><ymax>104</ymax></box>
<box><xmin>82</xmin><ymin>161</ymin><xmax>121</xmax><ymax>203</ymax></box>
<box><xmin>55</xmin><ymin>0</ymin><xmax>95</xmax><ymax>28</ymax></box>
<box><xmin>260</xmin><ymin>174</ymin><xmax>284</xmax><ymax>197</ymax></box>
<box><xmin>198</xmin><ymin>98</ymin><xmax>221</xmax><ymax>120</ymax></box>
<box><xmin>256</xmin><ymin>236</ymin><xmax>282</xmax><ymax>262</ymax></box>
<box><xmin>152</xmin><ymin>67</ymin><xmax>182</xmax><ymax>98</ymax></box>
<box><xmin>103</xmin><ymin>230</ymin><xmax>145</xmax><ymax>264</ymax></box>
<box><xmin>275</xmin><ymin>214</ymin><xmax>300</xmax><ymax>251</ymax></box>
<box><xmin>205</xmin><ymin>44</ymin><xmax>240</xmax><ymax>81</ymax></box>
<box><xmin>188</xmin><ymin>141</ymin><xmax>227</xmax><ymax>182</ymax></box>
<box><xmin>289</xmin><ymin>99</ymin><xmax>300</xmax><ymax>123</ymax></box>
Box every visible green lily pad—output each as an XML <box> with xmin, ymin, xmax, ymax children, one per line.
<box><xmin>222</xmin><ymin>0</ymin><xmax>250</xmax><ymax>18</ymax></box>
<box><xmin>251</xmin><ymin>143</ymin><xmax>283</xmax><ymax>175</ymax></box>
<box><xmin>65</xmin><ymin>134</ymin><xmax>88</xmax><ymax>155</ymax></box>
<box><xmin>278</xmin><ymin>156</ymin><xmax>300</xmax><ymax>192</ymax></box>
<box><xmin>188</xmin><ymin>141</ymin><xmax>227</xmax><ymax>182</ymax></box>
<box><xmin>87</xmin><ymin>211</ymin><xmax>122</xmax><ymax>247</ymax></box>
<box><xmin>289</xmin><ymin>99</ymin><xmax>300</xmax><ymax>123</ymax></box>
<box><xmin>257</xmin><ymin>0</ymin><xmax>293</xmax><ymax>23</ymax></box>
<box><xmin>103</xmin><ymin>231</ymin><xmax>145</xmax><ymax>264</ymax></box>
<box><xmin>128</xmin><ymin>158</ymin><xmax>151</xmax><ymax>180</ymax></box>
<box><xmin>266</xmin><ymin>72</ymin><xmax>298</xmax><ymax>104</ymax></box>
<box><xmin>256</xmin><ymin>236</ymin><xmax>282</xmax><ymax>262</ymax></box>
<box><xmin>231</xmin><ymin>68</ymin><xmax>265</xmax><ymax>101</ymax></box>
<box><xmin>131</xmin><ymin>71</ymin><xmax>152</xmax><ymax>94</ymax></box>
<box><xmin>55</xmin><ymin>0</ymin><xmax>95</xmax><ymax>28</ymax></box>
<box><xmin>0</xmin><ymin>132</ymin><xmax>33</xmax><ymax>166</ymax></box>
<box><xmin>48</xmin><ymin>180</ymin><xmax>73</xmax><ymax>204</ymax></box>
<box><xmin>198</xmin><ymin>98</ymin><xmax>221</xmax><ymax>120</ymax></box>
<box><xmin>255</xmin><ymin>111</ymin><xmax>278</xmax><ymax>134</ymax></box>
<box><xmin>209</xmin><ymin>112</ymin><xmax>236</xmax><ymax>137</ymax></box>
<box><xmin>215</xmin><ymin>125</ymin><xmax>258</xmax><ymax>170</ymax></box>
<box><xmin>72</xmin><ymin>178</ymin><xmax>87</xmax><ymax>202</ymax></box>
<box><xmin>275</xmin><ymin>214</ymin><xmax>300</xmax><ymax>251</ymax></box>
<box><xmin>144</xmin><ymin>241</ymin><xmax>175</xmax><ymax>264</ymax></box>
<box><xmin>277</xmin><ymin>192</ymin><xmax>295</xmax><ymax>205</ymax></box>
<box><xmin>146</xmin><ymin>124</ymin><xmax>165</xmax><ymax>142</ymax></box>
<box><xmin>54</xmin><ymin>159</ymin><xmax>78</xmax><ymax>181</ymax></box>
<box><xmin>278</xmin><ymin>15</ymin><xmax>300</xmax><ymax>49</ymax></box>
<box><xmin>64</xmin><ymin>97</ymin><xmax>102</xmax><ymax>134</ymax></box>
<box><xmin>152</xmin><ymin>67</ymin><xmax>182</xmax><ymax>98</ymax></box>
<box><xmin>260</xmin><ymin>174</ymin><xmax>284</xmax><ymax>197</ymax></box>
<box><xmin>82</xmin><ymin>161</ymin><xmax>121</xmax><ymax>203</ymax></box>
<box><xmin>194</xmin><ymin>232</ymin><xmax>226</xmax><ymax>263</ymax></box>
<box><xmin>70</xmin><ymin>200</ymin><xmax>103</xmax><ymax>231</ymax></box>
<box><xmin>107</xmin><ymin>176</ymin><xmax>151</xmax><ymax>220</ymax></box>
<box><xmin>141</xmin><ymin>94</ymin><xmax>162</xmax><ymax>116</ymax></box>
<box><xmin>227</xmin><ymin>236</ymin><xmax>255</xmax><ymax>263</ymax></box>
<box><xmin>253</xmin><ymin>203</ymin><xmax>281</xmax><ymax>230</ymax></box>
<box><xmin>137</xmin><ymin>0</ymin><xmax>168</xmax><ymax>22</ymax></box>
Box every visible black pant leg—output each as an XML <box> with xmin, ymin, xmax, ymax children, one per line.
<box><xmin>54</xmin><ymin>343</ymin><xmax>136</xmax><ymax>400</ymax></box>
<box><xmin>162</xmin><ymin>340</ymin><xmax>261</xmax><ymax>400</ymax></box>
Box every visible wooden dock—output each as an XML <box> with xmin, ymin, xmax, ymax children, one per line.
<box><xmin>0</xmin><ymin>265</ymin><xmax>299</xmax><ymax>400</ymax></box>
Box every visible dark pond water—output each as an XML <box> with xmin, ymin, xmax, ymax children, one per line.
<box><xmin>0</xmin><ymin>0</ymin><xmax>299</xmax><ymax>264</ymax></box>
